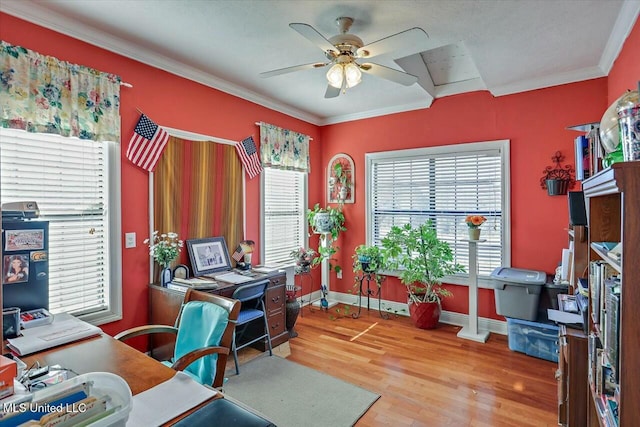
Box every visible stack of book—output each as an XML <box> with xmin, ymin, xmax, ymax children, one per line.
<box><xmin>166</xmin><ymin>277</ymin><xmax>219</xmax><ymax>293</ymax></box>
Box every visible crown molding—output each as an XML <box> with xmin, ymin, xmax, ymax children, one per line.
<box><xmin>599</xmin><ymin>0</ymin><xmax>640</xmax><ymax>74</ymax></box>
<box><xmin>489</xmin><ymin>65</ymin><xmax>606</xmax><ymax>97</ymax></box>
<box><xmin>318</xmin><ymin>99</ymin><xmax>433</xmax><ymax>126</ymax></box>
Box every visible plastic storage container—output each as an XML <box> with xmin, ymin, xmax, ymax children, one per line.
<box><xmin>506</xmin><ymin>317</ymin><xmax>559</xmax><ymax>362</ymax></box>
<box><xmin>491</xmin><ymin>267</ymin><xmax>547</xmax><ymax>321</ymax></box>
<box><xmin>21</xmin><ymin>372</ymin><xmax>132</xmax><ymax>426</ymax></box>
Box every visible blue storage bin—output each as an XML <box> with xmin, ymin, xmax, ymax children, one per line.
<box><xmin>506</xmin><ymin>317</ymin><xmax>559</xmax><ymax>363</ymax></box>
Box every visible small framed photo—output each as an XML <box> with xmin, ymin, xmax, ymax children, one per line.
<box><xmin>3</xmin><ymin>254</ymin><xmax>30</xmax><ymax>284</ymax></box>
<box><xmin>186</xmin><ymin>237</ymin><xmax>232</xmax><ymax>277</ymax></box>
<box><xmin>173</xmin><ymin>264</ymin><xmax>189</xmax><ymax>279</ymax></box>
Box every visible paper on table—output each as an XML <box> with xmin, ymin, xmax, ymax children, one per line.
<box><xmin>128</xmin><ymin>372</ymin><xmax>217</xmax><ymax>426</ymax></box>
<box><xmin>6</xmin><ymin>313</ymin><xmax>101</xmax><ymax>356</ymax></box>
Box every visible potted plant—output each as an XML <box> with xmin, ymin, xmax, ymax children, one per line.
<box><xmin>333</xmin><ymin>162</ymin><xmax>350</xmax><ymax>201</ymax></box>
<box><xmin>289</xmin><ymin>247</ymin><xmax>316</xmax><ymax>274</ymax></box>
<box><xmin>380</xmin><ymin>220</ymin><xmax>465</xmax><ymax>329</ymax></box>
<box><xmin>306</xmin><ymin>203</ymin><xmax>346</xmax><ymax>239</ymax></box>
<box><xmin>352</xmin><ymin>244</ymin><xmax>383</xmax><ymax>274</ymax></box>
<box><xmin>144</xmin><ymin>231</ymin><xmax>184</xmax><ymax>287</ymax></box>
<box><xmin>306</xmin><ymin>203</ymin><xmax>346</xmax><ymax>274</ymax></box>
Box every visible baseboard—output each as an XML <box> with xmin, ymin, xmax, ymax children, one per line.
<box><xmin>302</xmin><ymin>290</ymin><xmax>507</xmax><ymax>336</ymax></box>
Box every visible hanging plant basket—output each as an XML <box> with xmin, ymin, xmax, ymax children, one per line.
<box><xmin>545</xmin><ymin>179</ymin><xmax>570</xmax><ymax>196</ymax></box>
<box><xmin>540</xmin><ymin>151</ymin><xmax>575</xmax><ymax>196</ymax></box>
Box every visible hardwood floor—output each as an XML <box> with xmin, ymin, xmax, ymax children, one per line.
<box><xmin>286</xmin><ymin>307</ymin><xmax>558</xmax><ymax>426</ymax></box>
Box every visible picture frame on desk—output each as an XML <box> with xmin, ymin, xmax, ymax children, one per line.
<box><xmin>186</xmin><ymin>237</ymin><xmax>232</xmax><ymax>277</ymax></box>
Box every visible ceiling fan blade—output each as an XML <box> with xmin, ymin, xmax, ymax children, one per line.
<box><xmin>324</xmin><ymin>84</ymin><xmax>341</xmax><ymax>99</ymax></box>
<box><xmin>290</xmin><ymin>23</ymin><xmax>340</xmax><ymax>56</ymax></box>
<box><xmin>360</xmin><ymin>63</ymin><xmax>418</xmax><ymax>86</ymax></box>
<box><xmin>260</xmin><ymin>62</ymin><xmax>329</xmax><ymax>78</ymax></box>
<box><xmin>356</xmin><ymin>27</ymin><xmax>430</xmax><ymax>59</ymax></box>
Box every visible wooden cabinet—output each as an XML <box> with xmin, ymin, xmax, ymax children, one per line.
<box><xmin>558</xmin><ymin>326</ymin><xmax>588</xmax><ymax>426</ymax></box>
<box><xmin>148</xmin><ymin>271</ymin><xmax>288</xmax><ymax>357</ymax></box>
<box><xmin>582</xmin><ymin>162</ymin><xmax>640</xmax><ymax>426</ymax></box>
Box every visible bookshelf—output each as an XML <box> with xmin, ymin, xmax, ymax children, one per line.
<box><xmin>582</xmin><ymin>162</ymin><xmax>640</xmax><ymax>426</ymax></box>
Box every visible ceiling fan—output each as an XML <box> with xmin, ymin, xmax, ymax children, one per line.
<box><xmin>260</xmin><ymin>17</ymin><xmax>430</xmax><ymax>98</ymax></box>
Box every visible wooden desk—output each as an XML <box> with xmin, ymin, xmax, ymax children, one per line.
<box><xmin>150</xmin><ymin>270</ymin><xmax>287</xmax><ymax>359</ymax></box>
<box><xmin>21</xmin><ymin>333</ymin><xmax>176</xmax><ymax>395</ymax></box>
<box><xmin>18</xmin><ymin>333</ymin><xmax>222</xmax><ymax>425</ymax></box>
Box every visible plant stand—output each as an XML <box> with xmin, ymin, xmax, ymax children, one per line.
<box><xmin>311</xmin><ymin>233</ymin><xmax>339</xmax><ymax>310</ymax></box>
<box><xmin>457</xmin><ymin>239</ymin><xmax>490</xmax><ymax>343</ymax></box>
<box><xmin>352</xmin><ymin>273</ymin><xmax>389</xmax><ymax>319</ymax></box>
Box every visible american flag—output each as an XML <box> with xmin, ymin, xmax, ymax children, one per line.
<box><xmin>231</xmin><ymin>244</ymin><xmax>245</xmax><ymax>262</ymax></box>
<box><xmin>235</xmin><ymin>136</ymin><xmax>263</xmax><ymax>179</ymax></box>
<box><xmin>126</xmin><ymin>114</ymin><xmax>169</xmax><ymax>172</ymax></box>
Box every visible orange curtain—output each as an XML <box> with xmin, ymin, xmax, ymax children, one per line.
<box><xmin>154</xmin><ymin>136</ymin><xmax>243</xmax><ymax>273</ymax></box>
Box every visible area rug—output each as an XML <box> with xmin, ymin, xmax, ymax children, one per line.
<box><xmin>223</xmin><ymin>355</ymin><xmax>379</xmax><ymax>427</ymax></box>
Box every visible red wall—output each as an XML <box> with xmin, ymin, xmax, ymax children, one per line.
<box><xmin>1</xmin><ymin>12</ymin><xmax>637</xmax><ymax>326</ymax></box>
<box><xmin>320</xmin><ymin>83</ymin><xmax>608</xmax><ymax>319</ymax></box>
<box><xmin>0</xmin><ymin>13</ymin><xmax>323</xmax><ymax>336</ymax></box>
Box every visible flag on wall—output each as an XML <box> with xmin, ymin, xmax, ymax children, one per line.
<box><xmin>235</xmin><ymin>136</ymin><xmax>263</xmax><ymax>179</ymax></box>
<box><xmin>126</xmin><ymin>114</ymin><xmax>169</xmax><ymax>172</ymax></box>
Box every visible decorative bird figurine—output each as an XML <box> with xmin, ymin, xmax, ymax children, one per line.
<box><xmin>320</xmin><ymin>285</ymin><xmax>329</xmax><ymax>310</ymax></box>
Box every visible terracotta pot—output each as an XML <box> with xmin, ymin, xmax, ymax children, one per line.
<box><xmin>408</xmin><ymin>301</ymin><xmax>441</xmax><ymax>329</ymax></box>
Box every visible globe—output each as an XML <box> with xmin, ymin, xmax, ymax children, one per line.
<box><xmin>599</xmin><ymin>90</ymin><xmax>639</xmax><ymax>153</ymax></box>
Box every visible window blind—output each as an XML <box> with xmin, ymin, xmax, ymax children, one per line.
<box><xmin>262</xmin><ymin>168</ymin><xmax>306</xmax><ymax>265</ymax></box>
<box><xmin>369</xmin><ymin>143</ymin><xmax>507</xmax><ymax>276</ymax></box>
<box><xmin>1</xmin><ymin>130</ymin><xmax>111</xmax><ymax>315</ymax></box>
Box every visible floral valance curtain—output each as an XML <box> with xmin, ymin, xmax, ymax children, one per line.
<box><xmin>259</xmin><ymin>122</ymin><xmax>310</xmax><ymax>172</ymax></box>
<box><xmin>0</xmin><ymin>41</ymin><xmax>121</xmax><ymax>141</ymax></box>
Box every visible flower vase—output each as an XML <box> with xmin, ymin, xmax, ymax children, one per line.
<box><xmin>285</xmin><ymin>297</ymin><xmax>301</xmax><ymax>338</ymax></box>
<box><xmin>160</xmin><ymin>265</ymin><xmax>172</xmax><ymax>287</ymax></box>
<box><xmin>468</xmin><ymin>227</ymin><xmax>481</xmax><ymax>240</ymax></box>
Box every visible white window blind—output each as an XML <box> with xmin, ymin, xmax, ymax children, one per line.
<box><xmin>368</xmin><ymin>140</ymin><xmax>509</xmax><ymax>277</ymax></box>
<box><xmin>262</xmin><ymin>168</ymin><xmax>306</xmax><ymax>265</ymax></box>
<box><xmin>1</xmin><ymin>129</ymin><xmax>120</xmax><ymax>319</ymax></box>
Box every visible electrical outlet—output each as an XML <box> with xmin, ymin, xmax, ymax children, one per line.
<box><xmin>125</xmin><ymin>232</ymin><xmax>136</xmax><ymax>248</ymax></box>
<box><xmin>336</xmin><ymin>270</ymin><xmax>343</xmax><ymax>279</ymax></box>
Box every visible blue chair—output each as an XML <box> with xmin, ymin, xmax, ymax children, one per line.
<box><xmin>115</xmin><ymin>289</ymin><xmax>240</xmax><ymax>388</ymax></box>
<box><xmin>231</xmin><ymin>279</ymin><xmax>273</xmax><ymax>374</ymax></box>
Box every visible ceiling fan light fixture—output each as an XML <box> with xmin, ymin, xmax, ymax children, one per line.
<box><xmin>326</xmin><ymin>63</ymin><xmax>344</xmax><ymax>89</ymax></box>
<box><xmin>326</xmin><ymin>62</ymin><xmax>362</xmax><ymax>90</ymax></box>
<box><xmin>344</xmin><ymin>62</ymin><xmax>362</xmax><ymax>88</ymax></box>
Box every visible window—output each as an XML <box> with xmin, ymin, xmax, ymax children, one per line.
<box><xmin>1</xmin><ymin>128</ymin><xmax>122</xmax><ymax>324</ymax></box>
<box><xmin>261</xmin><ymin>168</ymin><xmax>307</xmax><ymax>265</ymax></box>
<box><xmin>366</xmin><ymin>140</ymin><xmax>510</xmax><ymax>283</ymax></box>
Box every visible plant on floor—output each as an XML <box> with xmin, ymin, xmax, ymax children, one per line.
<box><xmin>380</xmin><ymin>220</ymin><xmax>465</xmax><ymax>328</ymax></box>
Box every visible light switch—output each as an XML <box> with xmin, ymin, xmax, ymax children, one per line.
<box><xmin>125</xmin><ymin>232</ymin><xmax>136</xmax><ymax>248</ymax></box>
<box><xmin>336</xmin><ymin>270</ymin><xmax>343</xmax><ymax>279</ymax></box>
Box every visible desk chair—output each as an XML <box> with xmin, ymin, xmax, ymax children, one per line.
<box><xmin>115</xmin><ymin>289</ymin><xmax>240</xmax><ymax>388</ymax></box>
<box><xmin>231</xmin><ymin>279</ymin><xmax>273</xmax><ymax>375</ymax></box>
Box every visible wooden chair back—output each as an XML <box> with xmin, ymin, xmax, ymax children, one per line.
<box><xmin>182</xmin><ymin>289</ymin><xmax>240</xmax><ymax>387</ymax></box>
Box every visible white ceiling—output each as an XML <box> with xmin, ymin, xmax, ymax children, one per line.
<box><xmin>2</xmin><ymin>0</ymin><xmax>639</xmax><ymax>125</ymax></box>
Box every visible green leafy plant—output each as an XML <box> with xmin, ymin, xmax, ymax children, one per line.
<box><xmin>306</xmin><ymin>204</ymin><xmax>346</xmax><ymax>274</ymax></box>
<box><xmin>306</xmin><ymin>203</ymin><xmax>346</xmax><ymax>240</ymax></box>
<box><xmin>380</xmin><ymin>220</ymin><xmax>465</xmax><ymax>304</ymax></box>
<box><xmin>352</xmin><ymin>244</ymin><xmax>384</xmax><ymax>274</ymax></box>
<box><xmin>144</xmin><ymin>231</ymin><xmax>184</xmax><ymax>267</ymax></box>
